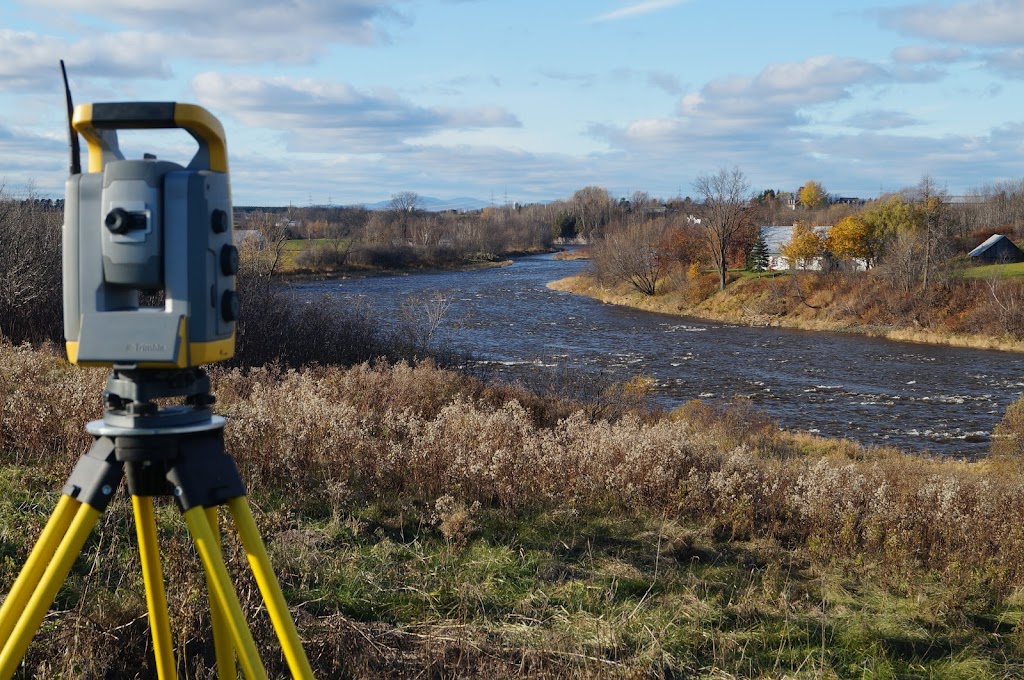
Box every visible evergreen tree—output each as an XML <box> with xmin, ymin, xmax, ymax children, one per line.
<box><xmin>747</xmin><ymin>230</ymin><xmax>769</xmax><ymax>272</ymax></box>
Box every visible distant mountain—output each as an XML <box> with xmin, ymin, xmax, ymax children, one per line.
<box><xmin>362</xmin><ymin>196</ymin><xmax>492</xmax><ymax>212</ymax></box>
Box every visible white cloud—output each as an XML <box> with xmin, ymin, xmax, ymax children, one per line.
<box><xmin>29</xmin><ymin>0</ymin><xmax>402</xmax><ymax>47</ymax></box>
<box><xmin>891</xmin><ymin>45</ymin><xmax>968</xmax><ymax>64</ymax></box>
<box><xmin>12</xmin><ymin>0</ymin><xmax>406</xmax><ymax>75</ymax></box>
<box><xmin>673</xmin><ymin>55</ymin><xmax>889</xmax><ymax>133</ymax></box>
<box><xmin>191</xmin><ymin>73</ymin><xmax>520</xmax><ymax>152</ymax></box>
<box><xmin>881</xmin><ymin>0</ymin><xmax>1024</xmax><ymax>46</ymax></box>
<box><xmin>985</xmin><ymin>48</ymin><xmax>1024</xmax><ymax>78</ymax></box>
<box><xmin>590</xmin><ymin>0</ymin><xmax>690</xmax><ymax>22</ymax></box>
<box><xmin>843</xmin><ymin>109</ymin><xmax>921</xmax><ymax>130</ymax></box>
<box><xmin>0</xmin><ymin>29</ymin><xmax>172</xmax><ymax>91</ymax></box>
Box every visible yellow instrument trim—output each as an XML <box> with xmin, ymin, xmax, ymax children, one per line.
<box><xmin>174</xmin><ymin>104</ymin><xmax>229</xmax><ymax>173</ymax></box>
<box><xmin>189</xmin><ymin>335</ymin><xmax>236</xmax><ymax>366</ymax></box>
<box><xmin>71</xmin><ymin>104</ymin><xmax>106</xmax><ymax>173</ymax></box>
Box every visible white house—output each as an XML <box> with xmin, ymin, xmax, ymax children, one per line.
<box><xmin>759</xmin><ymin>225</ymin><xmax>867</xmax><ymax>272</ymax></box>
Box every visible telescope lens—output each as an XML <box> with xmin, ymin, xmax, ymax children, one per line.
<box><xmin>105</xmin><ymin>208</ymin><xmax>147</xmax><ymax>234</ymax></box>
<box><xmin>105</xmin><ymin>208</ymin><xmax>131</xmax><ymax>234</ymax></box>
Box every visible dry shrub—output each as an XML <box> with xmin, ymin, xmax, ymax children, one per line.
<box><xmin>294</xmin><ymin>242</ymin><xmax>350</xmax><ymax>270</ymax></box>
<box><xmin>432</xmin><ymin>494</ymin><xmax>479</xmax><ymax>546</ymax></box>
<box><xmin>211</xmin><ymin>357</ymin><xmax>1024</xmax><ymax>591</ymax></box>
<box><xmin>992</xmin><ymin>395</ymin><xmax>1024</xmax><ymax>471</ymax></box>
<box><xmin>7</xmin><ymin>343</ymin><xmax>1024</xmax><ymax>629</ymax></box>
<box><xmin>671</xmin><ymin>398</ymin><xmax>777</xmax><ymax>452</ymax></box>
<box><xmin>0</xmin><ymin>193</ymin><xmax>63</xmax><ymax>345</ymax></box>
<box><xmin>0</xmin><ymin>340</ymin><xmax>104</xmax><ymax>471</ymax></box>
<box><xmin>233</xmin><ymin>271</ymin><xmax>395</xmax><ymax>368</ymax></box>
<box><xmin>684</xmin><ymin>272</ymin><xmax>718</xmax><ymax>305</ymax></box>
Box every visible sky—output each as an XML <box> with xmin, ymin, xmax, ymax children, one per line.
<box><xmin>4</xmin><ymin>0</ymin><xmax>1024</xmax><ymax>207</ymax></box>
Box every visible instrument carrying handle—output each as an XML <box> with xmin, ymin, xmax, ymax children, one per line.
<box><xmin>72</xmin><ymin>102</ymin><xmax>228</xmax><ymax>174</ymax></box>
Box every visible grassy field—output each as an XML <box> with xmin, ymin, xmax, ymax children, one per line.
<box><xmin>4</xmin><ymin>480</ymin><xmax>1020</xmax><ymax>678</ymax></box>
<box><xmin>276</xmin><ymin>237</ymin><xmax>346</xmax><ymax>272</ymax></box>
<box><xmin>4</xmin><ymin>345</ymin><xmax>1024</xmax><ymax>676</ymax></box>
<box><xmin>958</xmin><ymin>261</ymin><xmax>1024</xmax><ymax>279</ymax></box>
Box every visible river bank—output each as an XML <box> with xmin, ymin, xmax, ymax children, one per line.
<box><xmin>548</xmin><ymin>272</ymin><xmax>1024</xmax><ymax>353</ymax></box>
<box><xmin>278</xmin><ymin>257</ymin><xmax>514</xmax><ymax>282</ymax></box>
<box><xmin>272</xmin><ymin>240</ymin><xmax>555</xmax><ymax>282</ymax></box>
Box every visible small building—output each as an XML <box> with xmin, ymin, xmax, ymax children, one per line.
<box><xmin>760</xmin><ymin>225</ymin><xmax>829</xmax><ymax>271</ymax></box>
<box><xmin>968</xmin><ymin>234</ymin><xmax>1024</xmax><ymax>263</ymax></box>
<box><xmin>758</xmin><ymin>225</ymin><xmax>867</xmax><ymax>272</ymax></box>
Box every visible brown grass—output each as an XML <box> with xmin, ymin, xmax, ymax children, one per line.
<box><xmin>5</xmin><ymin>342</ymin><xmax>1024</xmax><ymax>675</ymax></box>
<box><xmin>5</xmin><ymin>342</ymin><xmax>1024</xmax><ymax>585</ymax></box>
<box><xmin>550</xmin><ymin>270</ymin><xmax>1024</xmax><ymax>352</ymax></box>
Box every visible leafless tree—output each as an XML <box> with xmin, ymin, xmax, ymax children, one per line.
<box><xmin>400</xmin><ymin>291</ymin><xmax>453</xmax><ymax>354</ymax></box>
<box><xmin>880</xmin><ymin>229</ymin><xmax>926</xmax><ymax>294</ymax></box>
<box><xmin>693</xmin><ymin>167</ymin><xmax>751</xmax><ymax>290</ymax></box>
<box><xmin>242</xmin><ymin>211</ymin><xmax>292</xmax><ymax>279</ymax></box>
<box><xmin>0</xmin><ymin>184</ymin><xmax>63</xmax><ymax>343</ymax></box>
<box><xmin>389</xmin><ymin>191</ymin><xmax>421</xmax><ymax>242</ymax></box>
<box><xmin>907</xmin><ymin>175</ymin><xmax>953</xmax><ymax>290</ymax></box>
<box><xmin>570</xmin><ymin>186</ymin><xmax>614</xmax><ymax>240</ymax></box>
<box><xmin>591</xmin><ymin>219</ymin><xmax>669</xmax><ymax>296</ymax></box>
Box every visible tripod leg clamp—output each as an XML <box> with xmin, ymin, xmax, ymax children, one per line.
<box><xmin>164</xmin><ymin>432</ymin><xmax>246</xmax><ymax>512</ymax></box>
<box><xmin>62</xmin><ymin>437</ymin><xmax>123</xmax><ymax>512</ymax></box>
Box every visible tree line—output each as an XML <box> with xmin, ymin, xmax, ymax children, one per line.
<box><xmin>588</xmin><ymin>169</ymin><xmax>1024</xmax><ymax>299</ymax></box>
<box><xmin>8</xmin><ymin>170</ymin><xmax>1024</xmax><ymax>348</ymax></box>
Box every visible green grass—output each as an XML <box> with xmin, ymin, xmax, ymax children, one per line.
<box><xmin>958</xmin><ymin>261</ymin><xmax>1024</xmax><ymax>279</ymax></box>
<box><xmin>2</xmin><ymin>463</ymin><xmax>1024</xmax><ymax>676</ymax></box>
<box><xmin>734</xmin><ymin>268</ymin><xmax>786</xmax><ymax>280</ymax></box>
<box><xmin>276</xmin><ymin>237</ymin><xmax>348</xmax><ymax>271</ymax></box>
<box><xmin>272</xmin><ymin>504</ymin><xmax>1024</xmax><ymax>677</ymax></box>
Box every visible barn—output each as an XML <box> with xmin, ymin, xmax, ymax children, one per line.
<box><xmin>968</xmin><ymin>234</ymin><xmax>1024</xmax><ymax>263</ymax></box>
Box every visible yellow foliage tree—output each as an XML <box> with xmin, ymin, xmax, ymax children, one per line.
<box><xmin>780</xmin><ymin>221</ymin><xmax>823</xmax><ymax>269</ymax></box>
<box><xmin>827</xmin><ymin>215</ymin><xmax>869</xmax><ymax>262</ymax></box>
<box><xmin>798</xmin><ymin>181</ymin><xmax>827</xmax><ymax>210</ymax></box>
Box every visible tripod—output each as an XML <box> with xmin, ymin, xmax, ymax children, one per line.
<box><xmin>0</xmin><ymin>369</ymin><xmax>314</xmax><ymax>679</ymax></box>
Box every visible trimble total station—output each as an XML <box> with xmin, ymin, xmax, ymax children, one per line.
<box><xmin>63</xmin><ymin>101</ymin><xmax>240</xmax><ymax>369</ymax></box>
<box><xmin>0</xmin><ymin>65</ymin><xmax>314</xmax><ymax>679</ymax></box>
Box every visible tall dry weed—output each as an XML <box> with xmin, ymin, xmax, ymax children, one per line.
<box><xmin>6</xmin><ymin>343</ymin><xmax>1024</xmax><ymax>596</ymax></box>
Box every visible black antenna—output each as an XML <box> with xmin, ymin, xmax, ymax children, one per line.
<box><xmin>60</xmin><ymin>60</ymin><xmax>81</xmax><ymax>176</ymax></box>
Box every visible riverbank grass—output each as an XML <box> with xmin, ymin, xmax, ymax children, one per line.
<box><xmin>549</xmin><ymin>272</ymin><xmax>1024</xmax><ymax>352</ymax></box>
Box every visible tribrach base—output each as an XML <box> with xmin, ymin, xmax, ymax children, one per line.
<box><xmin>0</xmin><ymin>407</ymin><xmax>314</xmax><ymax>679</ymax></box>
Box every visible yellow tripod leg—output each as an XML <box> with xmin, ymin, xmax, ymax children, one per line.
<box><xmin>0</xmin><ymin>495</ymin><xmax>80</xmax><ymax>649</ymax></box>
<box><xmin>204</xmin><ymin>507</ymin><xmax>236</xmax><ymax>680</ymax></box>
<box><xmin>183</xmin><ymin>507</ymin><xmax>267</xmax><ymax>680</ymax></box>
<box><xmin>0</xmin><ymin>502</ymin><xmax>100</xmax><ymax>680</ymax></box>
<box><xmin>132</xmin><ymin>496</ymin><xmax>175</xmax><ymax>680</ymax></box>
<box><xmin>227</xmin><ymin>497</ymin><xmax>314</xmax><ymax>680</ymax></box>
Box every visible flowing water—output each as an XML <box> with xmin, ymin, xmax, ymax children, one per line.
<box><xmin>292</xmin><ymin>252</ymin><xmax>1024</xmax><ymax>456</ymax></box>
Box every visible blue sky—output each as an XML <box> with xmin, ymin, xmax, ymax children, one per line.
<box><xmin>4</xmin><ymin>0</ymin><xmax>1024</xmax><ymax>206</ymax></box>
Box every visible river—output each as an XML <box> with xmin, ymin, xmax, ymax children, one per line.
<box><xmin>291</xmin><ymin>252</ymin><xmax>1024</xmax><ymax>457</ymax></box>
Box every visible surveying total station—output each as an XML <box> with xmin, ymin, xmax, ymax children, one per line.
<box><xmin>0</xmin><ymin>62</ymin><xmax>314</xmax><ymax>678</ymax></box>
